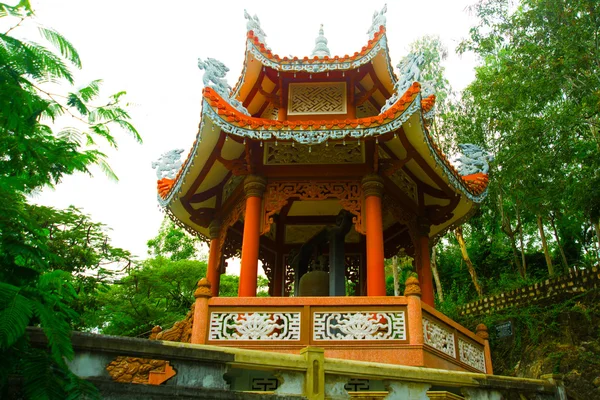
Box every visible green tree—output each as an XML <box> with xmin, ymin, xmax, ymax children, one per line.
<box><xmin>147</xmin><ymin>218</ymin><xmax>201</xmax><ymax>261</ymax></box>
<box><xmin>0</xmin><ymin>1</ymin><xmax>139</xmax><ymax>398</ymax></box>
<box><xmin>92</xmin><ymin>258</ymin><xmax>207</xmax><ymax>337</ymax></box>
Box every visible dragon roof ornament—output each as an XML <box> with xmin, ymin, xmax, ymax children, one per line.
<box><xmin>311</xmin><ymin>24</ymin><xmax>331</xmax><ymax>58</ymax></box>
<box><xmin>244</xmin><ymin>9</ymin><xmax>268</xmax><ymax>48</ymax></box>
<box><xmin>382</xmin><ymin>52</ymin><xmax>437</xmax><ymax>114</ymax></box>
<box><xmin>453</xmin><ymin>144</ymin><xmax>494</xmax><ymax>175</ymax></box>
<box><xmin>152</xmin><ymin>149</ymin><xmax>184</xmax><ymax>179</ymax></box>
<box><xmin>368</xmin><ymin>4</ymin><xmax>387</xmax><ymax>40</ymax></box>
<box><xmin>197</xmin><ymin>57</ymin><xmax>249</xmax><ymax>116</ymax></box>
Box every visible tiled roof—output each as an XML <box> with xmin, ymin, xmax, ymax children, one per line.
<box><xmin>157</xmin><ymin>82</ymin><xmax>489</xmax><ymax>201</ymax></box>
<box><xmin>247</xmin><ymin>26</ymin><xmax>386</xmax><ymax>64</ymax></box>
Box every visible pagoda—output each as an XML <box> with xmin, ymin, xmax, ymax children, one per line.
<box><xmin>152</xmin><ymin>6</ymin><xmax>493</xmax><ymax>373</ymax></box>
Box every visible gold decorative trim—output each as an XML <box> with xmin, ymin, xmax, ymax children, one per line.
<box><xmin>287</xmin><ymin>81</ymin><xmax>347</xmax><ymax>115</ymax></box>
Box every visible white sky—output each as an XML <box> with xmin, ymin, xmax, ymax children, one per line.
<box><xmin>27</xmin><ymin>0</ymin><xmax>479</xmax><ymax>260</ymax></box>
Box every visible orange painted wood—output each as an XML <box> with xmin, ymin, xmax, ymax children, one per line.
<box><xmin>239</xmin><ymin>195</ymin><xmax>262</xmax><ymax>297</ymax></box>
<box><xmin>191</xmin><ymin>296</ymin><xmax>210</xmax><ymax>344</ymax></box>
<box><xmin>365</xmin><ymin>195</ymin><xmax>386</xmax><ymax>296</ymax></box>
<box><xmin>207</xmin><ymin>238</ymin><xmax>221</xmax><ymax>297</ymax></box>
<box><xmin>418</xmin><ymin>236</ymin><xmax>436</xmax><ymax>307</ymax></box>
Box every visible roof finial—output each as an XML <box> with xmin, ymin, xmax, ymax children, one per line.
<box><xmin>244</xmin><ymin>9</ymin><xmax>268</xmax><ymax>48</ymax></box>
<box><xmin>311</xmin><ymin>24</ymin><xmax>331</xmax><ymax>58</ymax></box>
<box><xmin>367</xmin><ymin>4</ymin><xmax>387</xmax><ymax>40</ymax></box>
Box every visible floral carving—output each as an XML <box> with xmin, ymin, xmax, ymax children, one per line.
<box><xmin>106</xmin><ymin>357</ymin><xmax>173</xmax><ymax>384</ymax></box>
<box><xmin>458</xmin><ymin>338</ymin><xmax>486</xmax><ymax>372</ymax></box>
<box><xmin>423</xmin><ymin>317</ymin><xmax>456</xmax><ymax>358</ymax></box>
<box><xmin>209</xmin><ymin>312</ymin><xmax>301</xmax><ymax>341</ymax></box>
<box><xmin>313</xmin><ymin>311</ymin><xmax>406</xmax><ymax>341</ymax></box>
<box><xmin>262</xmin><ymin>181</ymin><xmax>364</xmax><ymax>235</ymax></box>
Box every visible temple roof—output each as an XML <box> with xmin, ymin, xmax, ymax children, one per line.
<box><xmin>152</xmin><ymin>7</ymin><xmax>491</xmax><ymax>242</ymax></box>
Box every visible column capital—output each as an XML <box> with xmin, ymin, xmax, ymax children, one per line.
<box><xmin>361</xmin><ymin>173</ymin><xmax>384</xmax><ymax>198</ymax></box>
<box><xmin>243</xmin><ymin>175</ymin><xmax>267</xmax><ymax>198</ymax></box>
<box><xmin>416</xmin><ymin>216</ymin><xmax>431</xmax><ymax>237</ymax></box>
<box><xmin>208</xmin><ymin>219</ymin><xmax>222</xmax><ymax>239</ymax></box>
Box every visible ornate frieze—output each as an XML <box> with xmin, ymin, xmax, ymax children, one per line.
<box><xmin>264</xmin><ymin>141</ymin><xmax>363</xmax><ymax>165</ymax></box>
<box><xmin>208</xmin><ymin>312</ymin><xmax>301</xmax><ymax>341</ymax></box>
<box><xmin>262</xmin><ymin>181</ymin><xmax>364</xmax><ymax>235</ymax></box>
<box><xmin>313</xmin><ymin>311</ymin><xmax>406</xmax><ymax>341</ymax></box>
<box><xmin>423</xmin><ymin>317</ymin><xmax>456</xmax><ymax>358</ymax></box>
<box><xmin>288</xmin><ymin>82</ymin><xmax>346</xmax><ymax>115</ymax></box>
<box><xmin>458</xmin><ymin>338</ymin><xmax>486</xmax><ymax>372</ymax></box>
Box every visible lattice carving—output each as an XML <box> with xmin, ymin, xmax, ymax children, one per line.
<box><xmin>313</xmin><ymin>311</ymin><xmax>406</xmax><ymax>340</ymax></box>
<box><xmin>262</xmin><ymin>181</ymin><xmax>364</xmax><ymax>236</ymax></box>
<box><xmin>264</xmin><ymin>142</ymin><xmax>363</xmax><ymax>165</ymax></box>
<box><xmin>209</xmin><ymin>312</ymin><xmax>301</xmax><ymax>340</ymax></box>
<box><xmin>217</xmin><ymin>199</ymin><xmax>246</xmax><ymax>262</ymax></box>
<box><xmin>423</xmin><ymin>317</ymin><xmax>456</xmax><ymax>357</ymax></box>
<box><xmin>288</xmin><ymin>82</ymin><xmax>346</xmax><ymax>115</ymax></box>
<box><xmin>384</xmin><ymin>195</ymin><xmax>419</xmax><ymax>261</ymax></box>
<box><xmin>284</xmin><ymin>254</ymin><xmax>295</xmax><ymax>296</ymax></box>
<box><xmin>356</xmin><ymin>101</ymin><xmax>379</xmax><ymax>118</ymax></box>
<box><xmin>458</xmin><ymin>338</ymin><xmax>486</xmax><ymax>372</ymax></box>
<box><xmin>261</xmin><ymin>103</ymin><xmax>279</xmax><ymax>120</ymax></box>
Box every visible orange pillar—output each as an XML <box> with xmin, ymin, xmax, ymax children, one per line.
<box><xmin>206</xmin><ymin>220</ymin><xmax>222</xmax><ymax>297</ymax></box>
<box><xmin>417</xmin><ymin>218</ymin><xmax>435</xmax><ymax>307</ymax></box>
<box><xmin>362</xmin><ymin>174</ymin><xmax>386</xmax><ymax>296</ymax></box>
<box><xmin>238</xmin><ymin>175</ymin><xmax>266</xmax><ymax>297</ymax></box>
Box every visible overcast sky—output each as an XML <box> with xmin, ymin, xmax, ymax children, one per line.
<box><xmin>27</xmin><ymin>0</ymin><xmax>480</xmax><ymax>260</ymax></box>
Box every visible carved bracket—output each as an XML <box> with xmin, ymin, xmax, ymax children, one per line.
<box><xmin>262</xmin><ymin>181</ymin><xmax>365</xmax><ymax>236</ymax></box>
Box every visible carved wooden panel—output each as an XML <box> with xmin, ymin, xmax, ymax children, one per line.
<box><xmin>262</xmin><ymin>181</ymin><xmax>364</xmax><ymax>235</ymax></box>
<box><xmin>264</xmin><ymin>142</ymin><xmax>363</xmax><ymax>165</ymax></box>
<box><xmin>288</xmin><ymin>82</ymin><xmax>347</xmax><ymax>115</ymax></box>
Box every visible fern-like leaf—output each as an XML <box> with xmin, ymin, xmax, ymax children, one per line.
<box><xmin>38</xmin><ymin>27</ymin><xmax>81</xmax><ymax>68</ymax></box>
<box><xmin>0</xmin><ymin>282</ymin><xmax>33</xmax><ymax>349</ymax></box>
<box><xmin>33</xmin><ymin>301</ymin><xmax>74</xmax><ymax>362</ymax></box>
<box><xmin>21</xmin><ymin>349</ymin><xmax>65</xmax><ymax>400</ymax></box>
<box><xmin>78</xmin><ymin>79</ymin><xmax>102</xmax><ymax>101</ymax></box>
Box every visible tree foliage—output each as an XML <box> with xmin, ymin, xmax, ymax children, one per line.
<box><xmin>0</xmin><ymin>1</ymin><xmax>139</xmax><ymax>398</ymax></box>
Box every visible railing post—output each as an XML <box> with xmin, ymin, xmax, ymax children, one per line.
<box><xmin>405</xmin><ymin>276</ymin><xmax>424</xmax><ymax>347</ymax></box>
<box><xmin>476</xmin><ymin>324</ymin><xmax>493</xmax><ymax>374</ymax></box>
<box><xmin>301</xmin><ymin>346</ymin><xmax>325</xmax><ymax>400</ymax></box>
<box><xmin>191</xmin><ymin>278</ymin><xmax>212</xmax><ymax>344</ymax></box>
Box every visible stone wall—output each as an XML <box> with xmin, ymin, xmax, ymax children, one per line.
<box><xmin>460</xmin><ymin>266</ymin><xmax>600</xmax><ymax>316</ymax></box>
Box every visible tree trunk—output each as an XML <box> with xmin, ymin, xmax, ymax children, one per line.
<box><xmin>516</xmin><ymin>203</ymin><xmax>527</xmax><ymax>277</ymax></box>
<box><xmin>454</xmin><ymin>226</ymin><xmax>483</xmax><ymax>297</ymax></box>
<box><xmin>430</xmin><ymin>246</ymin><xmax>444</xmax><ymax>302</ymax></box>
<box><xmin>391</xmin><ymin>255</ymin><xmax>400</xmax><ymax>296</ymax></box>
<box><xmin>536</xmin><ymin>214</ymin><xmax>555</xmax><ymax>276</ymax></box>
<box><xmin>592</xmin><ymin>218</ymin><xmax>600</xmax><ymax>264</ymax></box>
<box><xmin>499</xmin><ymin>193</ymin><xmax>524</xmax><ymax>276</ymax></box>
<box><xmin>550</xmin><ymin>213</ymin><xmax>569</xmax><ymax>273</ymax></box>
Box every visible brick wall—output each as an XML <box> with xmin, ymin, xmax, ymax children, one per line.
<box><xmin>460</xmin><ymin>266</ymin><xmax>600</xmax><ymax>316</ymax></box>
